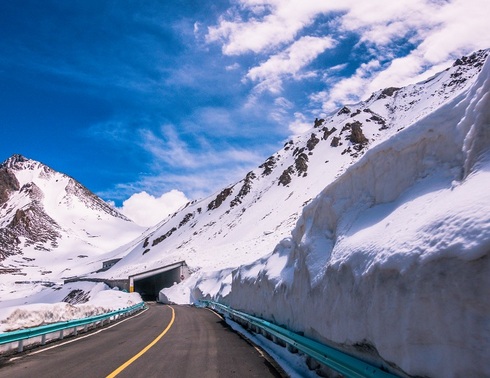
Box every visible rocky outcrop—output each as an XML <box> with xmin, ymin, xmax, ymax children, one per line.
<box><xmin>278</xmin><ymin>166</ymin><xmax>294</xmax><ymax>186</ymax></box>
<box><xmin>207</xmin><ymin>187</ymin><xmax>233</xmax><ymax>211</ymax></box>
<box><xmin>259</xmin><ymin>156</ymin><xmax>276</xmax><ymax>176</ymax></box>
<box><xmin>295</xmin><ymin>153</ymin><xmax>309</xmax><ymax>176</ymax></box>
<box><xmin>0</xmin><ymin>169</ymin><xmax>19</xmax><ymax>204</ymax></box>
<box><xmin>349</xmin><ymin>121</ymin><xmax>368</xmax><ymax>144</ymax></box>
<box><xmin>230</xmin><ymin>172</ymin><xmax>256</xmax><ymax>208</ymax></box>
<box><xmin>337</xmin><ymin>106</ymin><xmax>350</xmax><ymax>115</ymax></box>
<box><xmin>306</xmin><ymin>133</ymin><xmax>320</xmax><ymax>151</ymax></box>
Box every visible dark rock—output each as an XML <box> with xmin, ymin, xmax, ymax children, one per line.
<box><xmin>350</xmin><ymin>109</ymin><xmax>361</xmax><ymax>117</ymax></box>
<box><xmin>379</xmin><ymin>87</ymin><xmax>400</xmax><ymax>98</ymax></box>
<box><xmin>230</xmin><ymin>171</ymin><xmax>256</xmax><ymax>207</ymax></box>
<box><xmin>295</xmin><ymin>153</ymin><xmax>309</xmax><ymax>176</ymax></box>
<box><xmin>349</xmin><ymin>121</ymin><xmax>368</xmax><ymax>144</ymax></box>
<box><xmin>0</xmin><ymin>169</ymin><xmax>20</xmax><ymax>205</ymax></box>
<box><xmin>337</xmin><ymin>106</ymin><xmax>351</xmax><ymax>115</ymax></box>
<box><xmin>322</xmin><ymin>127</ymin><xmax>337</xmax><ymax>140</ymax></box>
<box><xmin>293</xmin><ymin>146</ymin><xmax>306</xmax><ymax>157</ymax></box>
<box><xmin>179</xmin><ymin>213</ymin><xmax>194</xmax><ymax>228</ymax></box>
<box><xmin>207</xmin><ymin>187</ymin><xmax>233</xmax><ymax>211</ymax></box>
<box><xmin>278</xmin><ymin>166</ymin><xmax>294</xmax><ymax>186</ymax></box>
<box><xmin>314</xmin><ymin>118</ymin><xmax>325</xmax><ymax>128</ymax></box>
<box><xmin>152</xmin><ymin>227</ymin><xmax>177</xmax><ymax>246</ymax></box>
<box><xmin>259</xmin><ymin>156</ymin><xmax>276</xmax><ymax>176</ymax></box>
<box><xmin>306</xmin><ymin>133</ymin><xmax>320</xmax><ymax>151</ymax></box>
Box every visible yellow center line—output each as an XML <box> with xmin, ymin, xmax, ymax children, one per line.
<box><xmin>106</xmin><ymin>305</ymin><xmax>175</xmax><ymax>378</ymax></box>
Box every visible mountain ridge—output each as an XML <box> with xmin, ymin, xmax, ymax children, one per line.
<box><xmin>0</xmin><ymin>154</ymin><xmax>144</xmax><ymax>280</ymax></box>
<box><xmin>96</xmin><ymin>48</ymin><xmax>489</xmax><ymax>282</ymax></box>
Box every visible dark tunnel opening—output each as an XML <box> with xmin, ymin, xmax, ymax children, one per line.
<box><xmin>133</xmin><ymin>266</ymin><xmax>182</xmax><ymax>301</ymax></box>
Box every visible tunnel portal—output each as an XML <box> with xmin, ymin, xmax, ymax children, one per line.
<box><xmin>130</xmin><ymin>261</ymin><xmax>187</xmax><ymax>301</ymax></box>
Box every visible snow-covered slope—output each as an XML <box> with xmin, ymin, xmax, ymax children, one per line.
<box><xmin>99</xmin><ymin>50</ymin><xmax>488</xmax><ymax>287</ymax></box>
<box><xmin>0</xmin><ymin>155</ymin><xmax>145</xmax><ymax>288</ymax></box>
<box><xmin>205</xmin><ymin>52</ymin><xmax>490</xmax><ymax>377</ymax></box>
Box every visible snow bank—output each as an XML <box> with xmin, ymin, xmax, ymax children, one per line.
<box><xmin>0</xmin><ymin>282</ymin><xmax>142</xmax><ymax>332</ymax></box>
<box><xmin>210</xmin><ymin>55</ymin><xmax>490</xmax><ymax>377</ymax></box>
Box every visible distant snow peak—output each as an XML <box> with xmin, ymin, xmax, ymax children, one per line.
<box><xmin>0</xmin><ymin>153</ymin><xmax>29</xmax><ymax>169</ymax></box>
<box><xmin>0</xmin><ymin>154</ymin><xmax>144</xmax><ymax>280</ymax></box>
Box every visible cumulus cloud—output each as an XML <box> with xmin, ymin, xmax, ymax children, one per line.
<box><xmin>118</xmin><ymin>190</ymin><xmax>189</xmax><ymax>227</ymax></box>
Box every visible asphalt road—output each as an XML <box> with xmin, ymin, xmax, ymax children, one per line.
<box><xmin>0</xmin><ymin>303</ymin><xmax>284</xmax><ymax>378</ymax></box>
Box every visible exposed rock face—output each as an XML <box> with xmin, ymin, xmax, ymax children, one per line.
<box><xmin>337</xmin><ymin>106</ymin><xmax>350</xmax><ymax>115</ymax></box>
<box><xmin>349</xmin><ymin>121</ymin><xmax>368</xmax><ymax>144</ymax></box>
<box><xmin>152</xmin><ymin>227</ymin><xmax>177</xmax><ymax>246</ymax></box>
<box><xmin>306</xmin><ymin>133</ymin><xmax>320</xmax><ymax>151</ymax></box>
<box><xmin>322</xmin><ymin>127</ymin><xmax>337</xmax><ymax>140</ymax></box>
<box><xmin>295</xmin><ymin>153</ymin><xmax>309</xmax><ymax>176</ymax></box>
<box><xmin>231</xmin><ymin>172</ymin><xmax>256</xmax><ymax>208</ymax></box>
<box><xmin>331</xmin><ymin>136</ymin><xmax>341</xmax><ymax>147</ymax></box>
<box><xmin>0</xmin><ymin>182</ymin><xmax>61</xmax><ymax>259</ymax></box>
<box><xmin>314</xmin><ymin>118</ymin><xmax>325</xmax><ymax>128</ymax></box>
<box><xmin>278</xmin><ymin>166</ymin><xmax>294</xmax><ymax>186</ymax></box>
<box><xmin>379</xmin><ymin>87</ymin><xmax>400</xmax><ymax>99</ymax></box>
<box><xmin>207</xmin><ymin>187</ymin><xmax>233</xmax><ymax>211</ymax></box>
<box><xmin>259</xmin><ymin>156</ymin><xmax>276</xmax><ymax>176</ymax></box>
<box><xmin>0</xmin><ymin>169</ymin><xmax>19</xmax><ymax>205</ymax></box>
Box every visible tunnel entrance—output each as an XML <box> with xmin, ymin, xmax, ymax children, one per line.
<box><xmin>130</xmin><ymin>261</ymin><xmax>187</xmax><ymax>301</ymax></box>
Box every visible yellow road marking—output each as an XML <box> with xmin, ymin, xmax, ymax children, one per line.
<box><xmin>106</xmin><ymin>305</ymin><xmax>175</xmax><ymax>378</ymax></box>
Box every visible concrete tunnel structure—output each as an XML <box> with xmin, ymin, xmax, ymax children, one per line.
<box><xmin>129</xmin><ymin>261</ymin><xmax>189</xmax><ymax>301</ymax></box>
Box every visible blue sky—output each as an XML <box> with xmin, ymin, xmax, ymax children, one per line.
<box><xmin>1</xmin><ymin>0</ymin><xmax>488</xmax><ymax>226</ymax></box>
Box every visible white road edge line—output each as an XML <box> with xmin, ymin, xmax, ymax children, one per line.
<box><xmin>8</xmin><ymin>306</ymin><xmax>149</xmax><ymax>362</ymax></box>
<box><xmin>206</xmin><ymin>307</ymin><xmax>224</xmax><ymax>320</ymax></box>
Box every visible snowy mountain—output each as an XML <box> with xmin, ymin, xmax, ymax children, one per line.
<box><xmin>0</xmin><ymin>154</ymin><xmax>145</xmax><ymax>284</ymax></box>
<box><xmin>96</xmin><ymin>49</ymin><xmax>489</xmax><ymax>377</ymax></box>
<box><xmin>98</xmin><ymin>49</ymin><xmax>488</xmax><ymax>282</ymax></box>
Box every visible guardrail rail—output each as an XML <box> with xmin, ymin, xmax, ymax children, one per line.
<box><xmin>202</xmin><ymin>300</ymin><xmax>401</xmax><ymax>378</ymax></box>
<box><xmin>0</xmin><ymin>302</ymin><xmax>146</xmax><ymax>353</ymax></box>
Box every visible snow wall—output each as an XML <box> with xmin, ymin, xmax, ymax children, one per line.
<box><xmin>209</xmin><ymin>57</ymin><xmax>490</xmax><ymax>377</ymax></box>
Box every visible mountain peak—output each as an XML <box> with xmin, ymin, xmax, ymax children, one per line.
<box><xmin>1</xmin><ymin>154</ymin><xmax>30</xmax><ymax>169</ymax></box>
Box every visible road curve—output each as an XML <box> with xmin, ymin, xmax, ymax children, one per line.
<box><xmin>0</xmin><ymin>303</ymin><xmax>284</xmax><ymax>378</ymax></box>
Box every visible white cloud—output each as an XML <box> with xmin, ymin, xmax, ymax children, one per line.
<box><xmin>318</xmin><ymin>59</ymin><xmax>382</xmax><ymax>112</ymax></box>
<box><xmin>225</xmin><ymin>63</ymin><xmax>240</xmax><ymax>71</ymax></box>
<box><xmin>206</xmin><ymin>2</ymin><xmax>338</xmax><ymax>55</ymax></box>
<box><xmin>246</xmin><ymin>36</ymin><xmax>335</xmax><ymax>93</ymax></box>
<box><xmin>140</xmin><ymin>124</ymin><xmax>265</xmax><ymax>171</ymax></box>
<box><xmin>207</xmin><ymin>0</ymin><xmax>490</xmax><ymax>112</ymax></box>
<box><xmin>288</xmin><ymin>112</ymin><xmax>312</xmax><ymax>135</ymax></box>
<box><xmin>118</xmin><ymin>190</ymin><xmax>189</xmax><ymax>227</ymax></box>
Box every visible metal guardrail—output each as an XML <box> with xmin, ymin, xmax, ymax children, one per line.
<box><xmin>0</xmin><ymin>302</ymin><xmax>146</xmax><ymax>353</ymax></box>
<box><xmin>202</xmin><ymin>300</ymin><xmax>400</xmax><ymax>378</ymax></box>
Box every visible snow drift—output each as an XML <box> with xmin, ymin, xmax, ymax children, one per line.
<box><xmin>207</xmin><ymin>53</ymin><xmax>490</xmax><ymax>377</ymax></box>
<box><xmin>0</xmin><ymin>282</ymin><xmax>142</xmax><ymax>333</ymax></box>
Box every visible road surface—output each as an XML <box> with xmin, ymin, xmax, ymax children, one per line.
<box><xmin>0</xmin><ymin>303</ymin><xmax>284</xmax><ymax>378</ymax></box>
